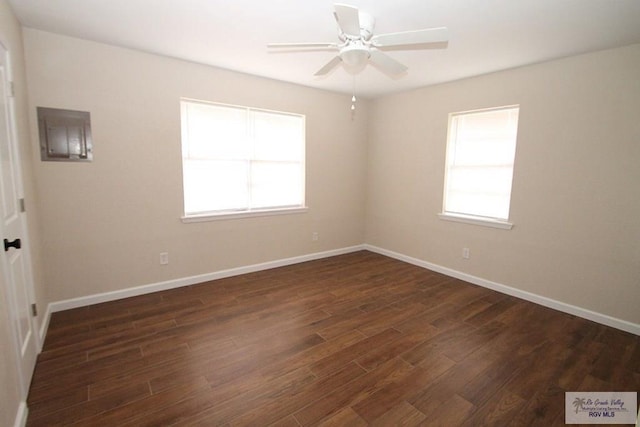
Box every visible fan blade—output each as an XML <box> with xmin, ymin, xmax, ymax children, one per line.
<box><xmin>369</xmin><ymin>50</ymin><xmax>408</xmax><ymax>76</ymax></box>
<box><xmin>334</xmin><ymin>4</ymin><xmax>360</xmax><ymax>37</ymax></box>
<box><xmin>315</xmin><ymin>56</ymin><xmax>342</xmax><ymax>76</ymax></box>
<box><xmin>372</xmin><ymin>27</ymin><xmax>448</xmax><ymax>48</ymax></box>
<box><xmin>267</xmin><ymin>42</ymin><xmax>338</xmax><ymax>49</ymax></box>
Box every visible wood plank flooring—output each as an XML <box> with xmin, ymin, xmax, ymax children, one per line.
<box><xmin>26</xmin><ymin>251</ymin><xmax>640</xmax><ymax>426</ymax></box>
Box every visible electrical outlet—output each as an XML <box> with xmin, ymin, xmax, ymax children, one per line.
<box><xmin>462</xmin><ymin>248</ymin><xmax>470</xmax><ymax>259</ymax></box>
<box><xmin>160</xmin><ymin>252</ymin><xmax>169</xmax><ymax>265</ymax></box>
<box><xmin>312</xmin><ymin>232</ymin><xmax>319</xmax><ymax>241</ymax></box>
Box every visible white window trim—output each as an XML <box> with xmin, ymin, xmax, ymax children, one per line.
<box><xmin>181</xmin><ymin>206</ymin><xmax>309</xmax><ymax>223</ymax></box>
<box><xmin>440</xmin><ymin>105</ymin><xmax>519</xmax><ymax>230</ymax></box>
<box><xmin>438</xmin><ymin>212</ymin><xmax>513</xmax><ymax>230</ymax></box>
<box><xmin>180</xmin><ymin>98</ymin><xmax>306</xmax><ymax>220</ymax></box>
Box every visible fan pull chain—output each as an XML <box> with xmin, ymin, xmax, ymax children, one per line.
<box><xmin>351</xmin><ymin>76</ymin><xmax>357</xmax><ymax>113</ymax></box>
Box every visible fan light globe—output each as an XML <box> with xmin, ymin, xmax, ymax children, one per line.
<box><xmin>340</xmin><ymin>45</ymin><xmax>370</xmax><ymax>74</ymax></box>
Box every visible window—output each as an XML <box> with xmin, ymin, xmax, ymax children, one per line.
<box><xmin>180</xmin><ymin>99</ymin><xmax>306</xmax><ymax>220</ymax></box>
<box><xmin>440</xmin><ymin>106</ymin><xmax>519</xmax><ymax>229</ymax></box>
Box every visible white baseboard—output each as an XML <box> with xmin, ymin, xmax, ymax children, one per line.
<box><xmin>13</xmin><ymin>402</ymin><xmax>27</xmax><ymax>427</ymax></box>
<box><xmin>46</xmin><ymin>245</ymin><xmax>366</xmax><ymax>316</ymax></box>
<box><xmin>39</xmin><ymin>243</ymin><xmax>638</xmax><ymax>343</ymax></box>
<box><xmin>364</xmin><ymin>244</ymin><xmax>639</xmax><ymax>336</ymax></box>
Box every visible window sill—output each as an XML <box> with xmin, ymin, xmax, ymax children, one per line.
<box><xmin>438</xmin><ymin>212</ymin><xmax>513</xmax><ymax>230</ymax></box>
<box><xmin>181</xmin><ymin>206</ymin><xmax>309</xmax><ymax>223</ymax></box>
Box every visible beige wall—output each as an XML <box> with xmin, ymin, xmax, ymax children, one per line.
<box><xmin>0</xmin><ymin>0</ymin><xmax>44</xmax><ymax>424</ymax></box>
<box><xmin>23</xmin><ymin>29</ymin><xmax>368</xmax><ymax>303</ymax></box>
<box><xmin>19</xmin><ymin>27</ymin><xmax>640</xmax><ymax>328</ymax></box>
<box><xmin>367</xmin><ymin>44</ymin><xmax>640</xmax><ymax>325</ymax></box>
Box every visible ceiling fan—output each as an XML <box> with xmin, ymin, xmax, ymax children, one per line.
<box><xmin>267</xmin><ymin>3</ymin><xmax>449</xmax><ymax>77</ymax></box>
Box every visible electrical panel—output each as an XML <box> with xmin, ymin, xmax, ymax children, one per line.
<box><xmin>37</xmin><ymin>107</ymin><xmax>93</xmax><ymax>162</ymax></box>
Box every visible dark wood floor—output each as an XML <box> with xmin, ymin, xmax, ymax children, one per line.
<box><xmin>27</xmin><ymin>251</ymin><xmax>639</xmax><ymax>426</ymax></box>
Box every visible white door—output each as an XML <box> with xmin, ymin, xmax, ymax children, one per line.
<box><xmin>0</xmin><ymin>42</ymin><xmax>38</xmax><ymax>398</ymax></box>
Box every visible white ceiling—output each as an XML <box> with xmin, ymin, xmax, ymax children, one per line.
<box><xmin>8</xmin><ymin>0</ymin><xmax>640</xmax><ymax>98</ymax></box>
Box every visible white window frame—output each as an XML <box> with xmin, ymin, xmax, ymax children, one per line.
<box><xmin>180</xmin><ymin>99</ymin><xmax>307</xmax><ymax>222</ymax></box>
<box><xmin>439</xmin><ymin>105</ymin><xmax>520</xmax><ymax>230</ymax></box>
